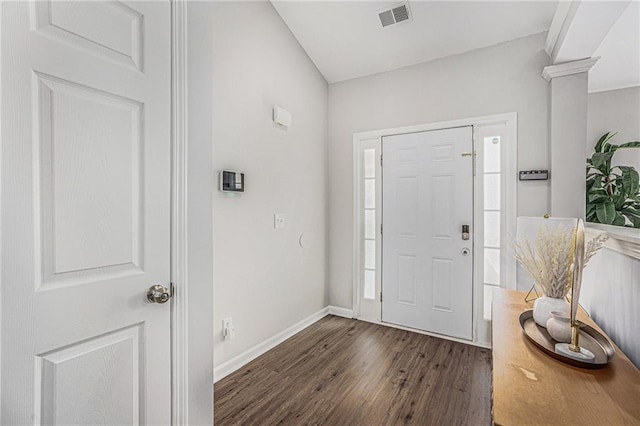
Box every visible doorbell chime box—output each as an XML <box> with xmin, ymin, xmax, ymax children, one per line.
<box><xmin>220</xmin><ymin>170</ymin><xmax>245</xmax><ymax>192</ymax></box>
<box><xmin>273</xmin><ymin>105</ymin><xmax>292</xmax><ymax>128</ymax></box>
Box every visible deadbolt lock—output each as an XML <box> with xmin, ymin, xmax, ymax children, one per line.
<box><xmin>462</xmin><ymin>224</ymin><xmax>470</xmax><ymax>240</ymax></box>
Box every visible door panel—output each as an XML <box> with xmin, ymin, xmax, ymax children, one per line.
<box><xmin>39</xmin><ymin>325</ymin><xmax>143</xmax><ymax>425</ymax></box>
<box><xmin>382</xmin><ymin>127</ymin><xmax>473</xmax><ymax>340</ymax></box>
<box><xmin>32</xmin><ymin>1</ymin><xmax>144</xmax><ymax>70</ymax></box>
<box><xmin>1</xmin><ymin>1</ymin><xmax>171</xmax><ymax>424</ymax></box>
<box><xmin>35</xmin><ymin>72</ymin><xmax>144</xmax><ymax>287</ymax></box>
<box><xmin>397</xmin><ymin>255</ymin><xmax>417</xmax><ymax>305</ymax></box>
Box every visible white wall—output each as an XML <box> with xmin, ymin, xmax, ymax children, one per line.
<box><xmin>328</xmin><ymin>33</ymin><xmax>551</xmax><ymax>309</ymax></box>
<box><xmin>212</xmin><ymin>1</ymin><xmax>329</xmax><ymax>367</ymax></box>
<box><xmin>587</xmin><ymin>86</ymin><xmax>640</xmax><ymax>168</ymax></box>
<box><xmin>185</xmin><ymin>4</ymin><xmax>215</xmax><ymax>423</ymax></box>
<box><xmin>581</xmin><ymin>247</ymin><xmax>640</xmax><ymax>368</ymax></box>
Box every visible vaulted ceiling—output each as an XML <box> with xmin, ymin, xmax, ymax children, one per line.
<box><xmin>272</xmin><ymin>1</ymin><xmax>639</xmax><ymax>93</ymax></box>
<box><xmin>590</xmin><ymin>1</ymin><xmax>640</xmax><ymax>93</ymax></box>
<box><xmin>272</xmin><ymin>1</ymin><xmax>558</xmax><ymax>83</ymax></box>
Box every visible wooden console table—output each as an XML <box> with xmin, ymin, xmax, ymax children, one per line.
<box><xmin>492</xmin><ymin>289</ymin><xmax>640</xmax><ymax>425</ymax></box>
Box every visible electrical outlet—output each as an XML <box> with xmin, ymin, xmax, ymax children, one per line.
<box><xmin>274</xmin><ymin>213</ymin><xmax>285</xmax><ymax>229</ymax></box>
<box><xmin>222</xmin><ymin>317</ymin><xmax>235</xmax><ymax>340</ymax></box>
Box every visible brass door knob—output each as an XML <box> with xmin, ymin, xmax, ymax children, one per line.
<box><xmin>147</xmin><ymin>284</ymin><xmax>171</xmax><ymax>304</ymax></box>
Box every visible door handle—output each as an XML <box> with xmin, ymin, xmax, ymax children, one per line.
<box><xmin>147</xmin><ymin>284</ymin><xmax>171</xmax><ymax>304</ymax></box>
<box><xmin>462</xmin><ymin>225</ymin><xmax>470</xmax><ymax>240</ymax></box>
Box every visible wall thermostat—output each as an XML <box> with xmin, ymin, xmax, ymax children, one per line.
<box><xmin>220</xmin><ymin>170</ymin><xmax>244</xmax><ymax>192</ymax></box>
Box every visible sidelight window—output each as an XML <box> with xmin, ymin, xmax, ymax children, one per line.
<box><xmin>363</xmin><ymin>148</ymin><xmax>377</xmax><ymax>300</ymax></box>
<box><xmin>483</xmin><ymin>136</ymin><xmax>501</xmax><ymax>320</ymax></box>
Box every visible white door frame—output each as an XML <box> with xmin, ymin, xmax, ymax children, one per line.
<box><xmin>171</xmin><ymin>2</ymin><xmax>215</xmax><ymax>423</ymax></box>
<box><xmin>171</xmin><ymin>1</ymin><xmax>189</xmax><ymax>423</ymax></box>
<box><xmin>352</xmin><ymin>112</ymin><xmax>517</xmax><ymax>347</ymax></box>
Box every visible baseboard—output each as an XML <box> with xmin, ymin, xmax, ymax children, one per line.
<box><xmin>214</xmin><ymin>306</ymin><xmax>330</xmax><ymax>383</ymax></box>
<box><xmin>474</xmin><ymin>340</ymin><xmax>492</xmax><ymax>349</ymax></box>
<box><xmin>328</xmin><ymin>305</ymin><xmax>354</xmax><ymax>318</ymax></box>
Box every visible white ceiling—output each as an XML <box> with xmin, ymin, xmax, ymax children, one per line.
<box><xmin>590</xmin><ymin>1</ymin><xmax>640</xmax><ymax>93</ymax></box>
<box><xmin>272</xmin><ymin>1</ymin><xmax>559</xmax><ymax>83</ymax></box>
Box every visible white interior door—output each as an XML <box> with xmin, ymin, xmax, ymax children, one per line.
<box><xmin>1</xmin><ymin>1</ymin><xmax>172</xmax><ymax>424</ymax></box>
<box><xmin>382</xmin><ymin>127</ymin><xmax>474</xmax><ymax>340</ymax></box>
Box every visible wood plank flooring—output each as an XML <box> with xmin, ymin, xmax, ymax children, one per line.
<box><xmin>214</xmin><ymin>316</ymin><xmax>492</xmax><ymax>425</ymax></box>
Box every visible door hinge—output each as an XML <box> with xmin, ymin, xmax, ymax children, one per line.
<box><xmin>380</xmin><ymin>154</ymin><xmax>383</xmax><ymax>167</ymax></box>
<box><xmin>380</xmin><ymin>291</ymin><xmax>383</xmax><ymax>302</ymax></box>
<box><xmin>380</xmin><ymin>223</ymin><xmax>383</xmax><ymax>235</ymax></box>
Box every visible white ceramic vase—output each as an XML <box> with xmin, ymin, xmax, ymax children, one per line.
<box><xmin>546</xmin><ymin>311</ymin><xmax>572</xmax><ymax>343</ymax></box>
<box><xmin>533</xmin><ymin>296</ymin><xmax>569</xmax><ymax>328</ymax></box>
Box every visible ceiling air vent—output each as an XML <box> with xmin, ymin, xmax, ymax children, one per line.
<box><xmin>378</xmin><ymin>2</ymin><xmax>412</xmax><ymax>28</ymax></box>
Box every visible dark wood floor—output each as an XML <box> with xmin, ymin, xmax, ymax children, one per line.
<box><xmin>214</xmin><ymin>316</ymin><xmax>492</xmax><ymax>425</ymax></box>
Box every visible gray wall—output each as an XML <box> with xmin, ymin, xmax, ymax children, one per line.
<box><xmin>587</xmin><ymin>86</ymin><xmax>640</xmax><ymax>168</ymax></box>
<box><xmin>327</xmin><ymin>33</ymin><xmax>551</xmax><ymax>309</ymax></box>
<box><xmin>212</xmin><ymin>1</ymin><xmax>329</xmax><ymax>367</ymax></box>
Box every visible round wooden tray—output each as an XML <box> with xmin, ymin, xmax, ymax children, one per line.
<box><xmin>518</xmin><ymin>310</ymin><xmax>614</xmax><ymax>369</ymax></box>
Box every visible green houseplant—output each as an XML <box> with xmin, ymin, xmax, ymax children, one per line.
<box><xmin>586</xmin><ymin>132</ymin><xmax>640</xmax><ymax>227</ymax></box>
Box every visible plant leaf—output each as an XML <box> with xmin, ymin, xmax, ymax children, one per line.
<box><xmin>595</xmin><ymin>201</ymin><xmax>616</xmax><ymax>224</ymax></box>
<box><xmin>587</xmin><ymin>191</ymin><xmax>608</xmax><ymax>202</ymax></box>
<box><xmin>586</xmin><ymin>176</ymin><xmax>602</xmax><ymax>192</ymax></box>
<box><xmin>613</xmin><ymin>192</ymin><xmax>627</xmax><ymax>209</ymax></box>
<box><xmin>612</xmin><ymin>212</ymin><xmax>626</xmax><ymax>226</ymax></box>
<box><xmin>613</xmin><ymin>141</ymin><xmax>640</xmax><ymax>150</ymax></box>
<box><xmin>622</xmin><ymin>211</ymin><xmax>640</xmax><ymax>228</ymax></box>
<box><xmin>594</xmin><ymin>132</ymin><xmax>616</xmax><ymax>153</ymax></box>
<box><xmin>619</xmin><ymin>166</ymin><xmax>640</xmax><ymax>197</ymax></box>
<box><xmin>591</xmin><ymin>152</ymin><xmax>614</xmax><ymax>168</ymax></box>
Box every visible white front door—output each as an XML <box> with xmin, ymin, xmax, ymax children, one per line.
<box><xmin>1</xmin><ymin>1</ymin><xmax>172</xmax><ymax>424</ymax></box>
<box><xmin>382</xmin><ymin>127</ymin><xmax>474</xmax><ymax>340</ymax></box>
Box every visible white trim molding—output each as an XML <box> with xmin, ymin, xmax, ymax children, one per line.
<box><xmin>0</xmin><ymin>3</ymin><xmax>3</xmax><ymax>417</ymax></box>
<box><xmin>585</xmin><ymin>223</ymin><xmax>640</xmax><ymax>260</ymax></box>
<box><xmin>170</xmin><ymin>1</ymin><xmax>189</xmax><ymax>424</ymax></box>
<box><xmin>214</xmin><ymin>307</ymin><xmax>330</xmax><ymax>383</ymax></box>
<box><xmin>329</xmin><ymin>306</ymin><xmax>354</xmax><ymax>318</ymax></box>
<box><xmin>544</xmin><ymin>1</ymin><xmax>574</xmax><ymax>59</ymax></box>
<box><xmin>542</xmin><ymin>57</ymin><xmax>600</xmax><ymax>81</ymax></box>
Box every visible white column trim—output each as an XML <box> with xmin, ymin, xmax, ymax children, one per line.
<box><xmin>170</xmin><ymin>0</ymin><xmax>189</xmax><ymax>424</ymax></box>
<box><xmin>542</xmin><ymin>57</ymin><xmax>600</xmax><ymax>81</ymax></box>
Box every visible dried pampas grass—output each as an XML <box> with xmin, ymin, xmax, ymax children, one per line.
<box><xmin>512</xmin><ymin>224</ymin><xmax>608</xmax><ymax>298</ymax></box>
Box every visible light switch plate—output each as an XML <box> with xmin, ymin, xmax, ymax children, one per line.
<box><xmin>274</xmin><ymin>213</ymin><xmax>285</xmax><ymax>229</ymax></box>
